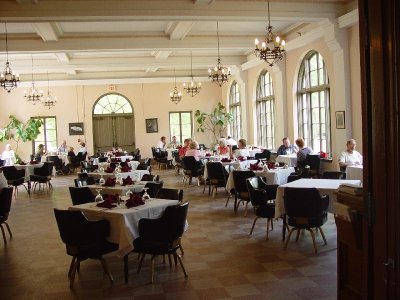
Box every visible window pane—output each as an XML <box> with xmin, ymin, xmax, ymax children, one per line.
<box><xmin>312</xmin><ymin>108</ymin><xmax>320</xmax><ymax>123</ymax></box>
<box><xmin>310</xmin><ymin>70</ymin><xmax>318</xmax><ymax>87</ymax></box>
<box><xmin>310</xmin><ymin>54</ymin><xmax>318</xmax><ymax>71</ymax></box>
<box><xmin>94</xmin><ymin>93</ymin><xmax>132</xmax><ymax>114</ymax></box>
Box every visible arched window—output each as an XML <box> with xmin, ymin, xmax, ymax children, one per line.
<box><xmin>256</xmin><ymin>71</ymin><xmax>275</xmax><ymax>148</ymax></box>
<box><xmin>93</xmin><ymin>93</ymin><xmax>133</xmax><ymax>115</ymax></box>
<box><xmin>297</xmin><ymin>51</ymin><xmax>331</xmax><ymax>153</ymax></box>
<box><xmin>228</xmin><ymin>81</ymin><xmax>241</xmax><ymax>140</ymax></box>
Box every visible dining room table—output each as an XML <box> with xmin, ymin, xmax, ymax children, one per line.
<box><xmin>41</xmin><ymin>154</ymin><xmax>68</xmax><ymax>164</ymax></box>
<box><xmin>87</xmin><ymin>169</ymin><xmax>150</xmax><ymax>181</ymax></box>
<box><xmin>96</xmin><ymin>160</ymin><xmax>140</xmax><ymax>171</ymax></box>
<box><xmin>69</xmin><ymin>198</ymin><xmax>180</xmax><ymax>257</ymax></box>
<box><xmin>87</xmin><ymin>183</ymin><xmax>146</xmax><ymax>196</ymax></box>
<box><xmin>276</xmin><ymin>154</ymin><xmax>298</xmax><ymax>167</ymax></box>
<box><xmin>346</xmin><ymin>165</ymin><xmax>363</xmax><ymax>182</ymax></box>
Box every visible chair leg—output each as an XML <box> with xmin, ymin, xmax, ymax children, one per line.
<box><xmin>249</xmin><ymin>217</ymin><xmax>259</xmax><ymax>236</ymax></box>
<box><xmin>270</xmin><ymin>219</ymin><xmax>274</xmax><ymax>230</ymax></box>
<box><xmin>69</xmin><ymin>258</ymin><xmax>78</xmax><ymax>288</ymax></box>
<box><xmin>68</xmin><ymin>256</ymin><xmax>76</xmax><ymax>278</ymax></box>
<box><xmin>175</xmin><ymin>252</ymin><xmax>188</xmax><ymax>278</ymax></box>
<box><xmin>318</xmin><ymin>227</ymin><xmax>327</xmax><ymax>245</ymax></box>
<box><xmin>284</xmin><ymin>228</ymin><xmax>296</xmax><ymax>250</ymax></box>
<box><xmin>150</xmin><ymin>255</ymin><xmax>156</xmax><ymax>283</ymax></box>
<box><xmin>100</xmin><ymin>257</ymin><xmax>114</xmax><ymax>282</ymax></box>
<box><xmin>137</xmin><ymin>253</ymin><xmax>146</xmax><ymax>273</ymax></box>
<box><xmin>266</xmin><ymin>218</ymin><xmax>270</xmax><ymax>240</ymax></box>
<box><xmin>76</xmin><ymin>260</ymin><xmax>80</xmax><ymax>273</ymax></box>
<box><xmin>306</xmin><ymin>228</ymin><xmax>318</xmax><ymax>253</ymax></box>
<box><xmin>244</xmin><ymin>202</ymin><xmax>248</xmax><ymax>217</ymax></box>
<box><xmin>0</xmin><ymin>224</ymin><xmax>7</xmax><ymax>246</ymax></box>
<box><xmin>225</xmin><ymin>193</ymin><xmax>231</xmax><ymax>207</ymax></box>
<box><xmin>124</xmin><ymin>254</ymin><xmax>129</xmax><ymax>283</ymax></box>
<box><xmin>168</xmin><ymin>254</ymin><xmax>172</xmax><ymax>267</ymax></box>
<box><xmin>4</xmin><ymin>223</ymin><xmax>12</xmax><ymax>239</ymax></box>
<box><xmin>179</xmin><ymin>244</ymin><xmax>184</xmax><ymax>256</ymax></box>
<box><xmin>295</xmin><ymin>229</ymin><xmax>301</xmax><ymax>242</ymax></box>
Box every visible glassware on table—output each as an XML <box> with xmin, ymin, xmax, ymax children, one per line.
<box><xmin>99</xmin><ymin>174</ymin><xmax>105</xmax><ymax>185</ymax></box>
<box><xmin>274</xmin><ymin>162</ymin><xmax>280</xmax><ymax>168</ymax></box>
<box><xmin>95</xmin><ymin>188</ymin><xmax>103</xmax><ymax>204</ymax></box>
<box><xmin>142</xmin><ymin>187</ymin><xmax>150</xmax><ymax>201</ymax></box>
<box><xmin>115</xmin><ymin>163</ymin><xmax>122</xmax><ymax>174</ymax></box>
<box><xmin>126</xmin><ymin>189</ymin><xmax>133</xmax><ymax>197</ymax></box>
<box><xmin>99</xmin><ymin>165</ymin><xmax>105</xmax><ymax>173</ymax></box>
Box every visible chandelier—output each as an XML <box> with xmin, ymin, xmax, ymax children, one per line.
<box><xmin>183</xmin><ymin>51</ymin><xmax>201</xmax><ymax>97</ymax></box>
<box><xmin>0</xmin><ymin>22</ymin><xmax>20</xmax><ymax>93</ymax></box>
<box><xmin>24</xmin><ymin>55</ymin><xmax>43</xmax><ymax>104</ymax></box>
<box><xmin>169</xmin><ymin>69</ymin><xmax>182</xmax><ymax>104</ymax></box>
<box><xmin>42</xmin><ymin>72</ymin><xmax>57</xmax><ymax>109</ymax></box>
<box><xmin>254</xmin><ymin>0</ymin><xmax>286</xmax><ymax>66</ymax></box>
<box><xmin>208</xmin><ymin>21</ymin><xmax>231</xmax><ymax>87</ymax></box>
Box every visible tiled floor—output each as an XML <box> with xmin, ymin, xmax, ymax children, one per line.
<box><xmin>0</xmin><ymin>169</ymin><xmax>337</xmax><ymax>299</ymax></box>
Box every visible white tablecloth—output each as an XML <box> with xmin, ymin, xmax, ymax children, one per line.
<box><xmin>95</xmin><ymin>161</ymin><xmax>140</xmax><ymax>170</ymax></box>
<box><xmin>225</xmin><ymin>167</ymin><xmax>295</xmax><ymax>191</ymax></box>
<box><xmin>15</xmin><ymin>163</ymin><xmax>45</xmax><ymax>181</ymax></box>
<box><xmin>0</xmin><ymin>156</ymin><xmax>16</xmax><ymax>166</ymax></box>
<box><xmin>275</xmin><ymin>179</ymin><xmax>362</xmax><ymax>218</ymax></box>
<box><xmin>41</xmin><ymin>154</ymin><xmax>68</xmax><ymax>164</ymax></box>
<box><xmin>92</xmin><ymin>155</ymin><xmax>134</xmax><ymax>165</ymax></box>
<box><xmin>88</xmin><ymin>170</ymin><xmax>150</xmax><ymax>181</ymax></box>
<box><xmin>248</xmin><ymin>149</ymin><xmax>262</xmax><ymax>157</ymax></box>
<box><xmin>346</xmin><ymin>165</ymin><xmax>363</xmax><ymax>181</ymax></box>
<box><xmin>69</xmin><ymin>199</ymin><xmax>179</xmax><ymax>256</ymax></box>
<box><xmin>87</xmin><ymin>184</ymin><xmax>145</xmax><ymax>196</ymax></box>
<box><xmin>276</xmin><ymin>154</ymin><xmax>298</xmax><ymax>167</ymax></box>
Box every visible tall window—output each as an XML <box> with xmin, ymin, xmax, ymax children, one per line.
<box><xmin>229</xmin><ymin>81</ymin><xmax>241</xmax><ymax>140</ymax></box>
<box><xmin>32</xmin><ymin>116</ymin><xmax>57</xmax><ymax>152</ymax></box>
<box><xmin>93</xmin><ymin>93</ymin><xmax>133</xmax><ymax>114</ymax></box>
<box><xmin>297</xmin><ymin>51</ymin><xmax>331</xmax><ymax>153</ymax></box>
<box><xmin>169</xmin><ymin>112</ymin><xmax>192</xmax><ymax>144</ymax></box>
<box><xmin>256</xmin><ymin>71</ymin><xmax>275</xmax><ymax>149</ymax></box>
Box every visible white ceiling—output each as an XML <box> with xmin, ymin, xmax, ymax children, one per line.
<box><xmin>0</xmin><ymin>0</ymin><xmax>357</xmax><ymax>85</ymax></box>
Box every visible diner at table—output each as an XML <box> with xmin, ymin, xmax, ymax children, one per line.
<box><xmin>338</xmin><ymin>138</ymin><xmax>363</xmax><ymax>170</ymax></box>
<box><xmin>276</xmin><ymin>137</ymin><xmax>298</xmax><ymax>155</ymax></box>
<box><xmin>1</xmin><ymin>144</ymin><xmax>16</xmax><ymax>166</ymax></box>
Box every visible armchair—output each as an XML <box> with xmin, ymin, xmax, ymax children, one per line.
<box><xmin>0</xmin><ymin>187</ymin><xmax>14</xmax><ymax>246</ymax></box>
<box><xmin>2</xmin><ymin>166</ymin><xmax>29</xmax><ymax>197</ymax></box>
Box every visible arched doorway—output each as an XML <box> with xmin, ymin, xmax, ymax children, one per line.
<box><xmin>92</xmin><ymin>93</ymin><xmax>135</xmax><ymax>153</ymax></box>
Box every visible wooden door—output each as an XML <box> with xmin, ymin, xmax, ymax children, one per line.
<box><xmin>114</xmin><ymin>115</ymin><xmax>135</xmax><ymax>152</ymax></box>
<box><xmin>93</xmin><ymin>116</ymin><xmax>114</xmax><ymax>153</ymax></box>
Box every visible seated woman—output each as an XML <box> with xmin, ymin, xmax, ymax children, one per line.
<box><xmin>295</xmin><ymin>138</ymin><xmax>313</xmax><ymax>168</ymax></box>
<box><xmin>34</xmin><ymin>144</ymin><xmax>46</xmax><ymax>161</ymax></box>
<box><xmin>1</xmin><ymin>144</ymin><xmax>16</xmax><ymax>166</ymax></box>
<box><xmin>185</xmin><ymin>141</ymin><xmax>203</xmax><ymax>169</ymax></box>
<box><xmin>217</xmin><ymin>139</ymin><xmax>229</xmax><ymax>156</ymax></box>
<box><xmin>67</xmin><ymin>146</ymin><xmax>76</xmax><ymax>162</ymax></box>
<box><xmin>233</xmin><ymin>139</ymin><xmax>250</xmax><ymax>158</ymax></box>
<box><xmin>179</xmin><ymin>138</ymin><xmax>191</xmax><ymax>158</ymax></box>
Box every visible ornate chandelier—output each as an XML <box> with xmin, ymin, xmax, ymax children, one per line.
<box><xmin>208</xmin><ymin>21</ymin><xmax>231</xmax><ymax>87</ymax></box>
<box><xmin>183</xmin><ymin>51</ymin><xmax>201</xmax><ymax>97</ymax></box>
<box><xmin>169</xmin><ymin>69</ymin><xmax>182</xmax><ymax>104</ymax></box>
<box><xmin>0</xmin><ymin>22</ymin><xmax>20</xmax><ymax>93</ymax></box>
<box><xmin>24</xmin><ymin>56</ymin><xmax>43</xmax><ymax>105</ymax></box>
<box><xmin>42</xmin><ymin>72</ymin><xmax>57</xmax><ymax>109</ymax></box>
<box><xmin>254</xmin><ymin>0</ymin><xmax>286</xmax><ymax>66</ymax></box>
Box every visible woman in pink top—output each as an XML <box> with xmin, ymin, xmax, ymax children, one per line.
<box><xmin>185</xmin><ymin>141</ymin><xmax>201</xmax><ymax>161</ymax></box>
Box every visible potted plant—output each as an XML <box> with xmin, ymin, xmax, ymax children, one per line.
<box><xmin>194</xmin><ymin>102</ymin><xmax>233</xmax><ymax>147</ymax></box>
<box><xmin>0</xmin><ymin>115</ymin><xmax>43</xmax><ymax>163</ymax></box>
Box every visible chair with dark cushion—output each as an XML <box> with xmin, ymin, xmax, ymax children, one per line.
<box><xmin>322</xmin><ymin>171</ymin><xmax>345</xmax><ymax>179</ymax></box>
<box><xmin>0</xmin><ymin>187</ymin><xmax>14</xmax><ymax>246</ymax></box>
<box><xmin>98</xmin><ymin>156</ymin><xmax>108</xmax><ymax>163</ymax></box>
<box><xmin>30</xmin><ymin>161</ymin><xmax>54</xmax><ymax>192</ymax></box>
<box><xmin>172</xmin><ymin>150</ymin><xmax>182</xmax><ymax>174</ymax></box>
<box><xmin>283</xmin><ymin>187</ymin><xmax>329</xmax><ymax>253</ymax></box>
<box><xmin>144</xmin><ymin>181</ymin><xmax>164</xmax><ymax>198</ymax></box>
<box><xmin>255</xmin><ymin>149</ymin><xmax>271</xmax><ymax>161</ymax></box>
<box><xmin>141</xmin><ymin>174</ymin><xmax>157</xmax><ymax>181</ymax></box>
<box><xmin>230</xmin><ymin>170</ymin><xmax>255</xmax><ymax>216</ymax></box>
<box><xmin>303</xmin><ymin>154</ymin><xmax>321</xmax><ymax>177</ymax></box>
<box><xmin>69</xmin><ymin>186</ymin><xmax>95</xmax><ymax>205</ymax></box>
<box><xmin>287</xmin><ymin>166</ymin><xmax>311</xmax><ymax>183</ymax></box>
<box><xmin>137</xmin><ymin>164</ymin><xmax>151</xmax><ymax>172</ymax></box>
<box><xmin>46</xmin><ymin>155</ymin><xmax>65</xmax><ymax>174</ymax></box>
<box><xmin>54</xmin><ymin>209</ymin><xmax>118</xmax><ymax>288</ymax></box>
<box><xmin>181</xmin><ymin>156</ymin><xmax>203</xmax><ymax>185</ymax></box>
<box><xmin>157</xmin><ymin>188</ymin><xmax>183</xmax><ymax>202</ymax></box>
<box><xmin>2</xmin><ymin>166</ymin><xmax>29</xmax><ymax>196</ymax></box>
<box><xmin>151</xmin><ymin>147</ymin><xmax>169</xmax><ymax>169</ymax></box>
<box><xmin>203</xmin><ymin>162</ymin><xmax>228</xmax><ymax>196</ymax></box>
<box><xmin>127</xmin><ymin>202</ymin><xmax>189</xmax><ymax>283</ymax></box>
<box><xmin>246</xmin><ymin>176</ymin><xmax>277</xmax><ymax>240</ymax></box>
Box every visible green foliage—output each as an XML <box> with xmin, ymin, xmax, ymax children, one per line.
<box><xmin>194</xmin><ymin>102</ymin><xmax>233</xmax><ymax>143</ymax></box>
<box><xmin>0</xmin><ymin>115</ymin><xmax>43</xmax><ymax>154</ymax></box>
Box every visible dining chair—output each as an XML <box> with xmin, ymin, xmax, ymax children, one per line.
<box><xmin>230</xmin><ymin>170</ymin><xmax>255</xmax><ymax>216</ymax></box>
<box><xmin>144</xmin><ymin>181</ymin><xmax>164</xmax><ymax>198</ymax></box>
<box><xmin>2</xmin><ymin>166</ymin><xmax>29</xmax><ymax>197</ymax></box>
<box><xmin>125</xmin><ymin>202</ymin><xmax>189</xmax><ymax>283</ymax></box>
<box><xmin>0</xmin><ymin>187</ymin><xmax>14</xmax><ymax>246</ymax></box>
<box><xmin>141</xmin><ymin>174</ymin><xmax>157</xmax><ymax>181</ymax></box>
<box><xmin>46</xmin><ymin>155</ymin><xmax>65</xmax><ymax>175</ymax></box>
<box><xmin>203</xmin><ymin>162</ymin><xmax>228</xmax><ymax>196</ymax></box>
<box><xmin>255</xmin><ymin>149</ymin><xmax>271</xmax><ymax>161</ymax></box>
<box><xmin>53</xmin><ymin>209</ymin><xmax>118</xmax><ymax>288</ymax></box>
<box><xmin>156</xmin><ymin>188</ymin><xmax>183</xmax><ymax>202</ymax></box>
<box><xmin>246</xmin><ymin>176</ymin><xmax>277</xmax><ymax>240</ymax></box>
<box><xmin>322</xmin><ymin>171</ymin><xmax>345</xmax><ymax>179</ymax></box>
<box><xmin>304</xmin><ymin>154</ymin><xmax>321</xmax><ymax>177</ymax></box>
<box><xmin>181</xmin><ymin>156</ymin><xmax>203</xmax><ymax>185</ymax></box>
<box><xmin>69</xmin><ymin>186</ymin><xmax>95</xmax><ymax>205</ymax></box>
<box><xmin>30</xmin><ymin>161</ymin><xmax>54</xmax><ymax>192</ymax></box>
<box><xmin>283</xmin><ymin>187</ymin><xmax>329</xmax><ymax>253</ymax></box>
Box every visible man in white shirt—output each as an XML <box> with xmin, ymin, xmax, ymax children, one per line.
<box><xmin>233</xmin><ymin>139</ymin><xmax>250</xmax><ymax>158</ymax></box>
<box><xmin>156</xmin><ymin>136</ymin><xmax>166</xmax><ymax>149</ymax></box>
<box><xmin>338</xmin><ymin>139</ymin><xmax>363</xmax><ymax>168</ymax></box>
<box><xmin>226</xmin><ymin>136</ymin><xmax>237</xmax><ymax>147</ymax></box>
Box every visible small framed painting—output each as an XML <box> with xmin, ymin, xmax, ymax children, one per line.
<box><xmin>145</xmin><ymin>118</ymin><xmax>158</xmax><ymax>133</ymax></box>
<box><xmin>335</xmin><ymin>111</ymin><xmax>345</xmax><ymax>129</ymax></box>
<box><xmin>69</xmin><ymin>122</ymin><xmax>84</xmax><ymax>135</ymax></box>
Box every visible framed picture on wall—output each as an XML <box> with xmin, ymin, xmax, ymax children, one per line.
<box><xmin>69</xmin><ymin>122</ymin><xmax>84</xmax><ymax>135</ymax></box>
<box><xmin>145</xmin><ymin>118</ymin><xmax>158</xmax><ymax>133</ymax></box>
<box><xmin>335</xmin><ymin>111</ymin><xmax>345</xmax><ymax>129</ymax></box>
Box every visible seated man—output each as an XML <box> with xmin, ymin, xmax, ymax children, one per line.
<box><xmin>338</xmin><ymin>139</ymin><xmax>363</xmax><ymax>169</ymax></box>
<box><xmin>233</xmin><ymin>139</ymin><xmax>250</xmax><ymax>158</ymax></box>
<box><xmin>156</xmin><ymin>136</ymin><xmax>167</xmax><ymax>150</ymax></box>
<box><xmin>168</xmin><ymin>136</ymin><xmax>179</xmax><ymax>148</ymax></box>
<box><xmin>277</xmin><ymin>137</ymin><xmax>298</xmax><ymax>155</ymax></box>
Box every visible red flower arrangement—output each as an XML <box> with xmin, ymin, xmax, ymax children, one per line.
<box><xmin>249</xmin><ymin>163</ymin><xmax>263</xmax><ymax>171</ymax></box>
<box><xmin>221</xmin><ymin>157</ymin><xmax>231</xmax><ymax>162</ymax></box>
<box><xmin>121</xmin><ymin>166</ymin><xmax>132</xmax><ymax>173</ymax></box>
<box><xmin>237</xmin><ymin>156</ymin><xmax>245</xmax><ymax>162</ymax></box>
<box><xmin>125</xmin><ymin>193</ymin><xmax>145</xmax><ymax>208</ymax></box>
<box><xmin>105</xmin><ymin>166</ymin><xmax>115</xmax><ymax>173</ymax></box>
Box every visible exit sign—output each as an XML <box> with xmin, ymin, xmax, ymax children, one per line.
<box><xmin>108</xmin><ymin>85</ymin><xmax>116</xmax><ymax>92</ymax></box>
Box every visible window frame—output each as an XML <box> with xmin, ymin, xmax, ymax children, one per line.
<box><xmin>31</xmin><ymin>116</ymin><xmax>57</xmax><ymax>154</ymax></box>
<box><xmin>297</xmin><ymin>51</ymin><xmax>331</xmax><ymax>153</ymax></box>
<box><xmin>93</xmin><ymin>93</ymin><xmax>133</xmax><ymax>115</ymax></box>
<box><xmin>256</xmin><ymin>70</ymin><xmax>275</xmax><ymax>149</ymax></box>
<box><xmin>169</xmin><ymin>111</ymin><xmax>193</xmax><ymax>144</ymax></box>
<box><xmin>228</xmin><ymin>81</ymin><xmax>241</xmax><ymax>141</ymax></box>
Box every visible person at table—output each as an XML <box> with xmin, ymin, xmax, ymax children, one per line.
<box><xmin>233</xmin><ymin>139</ymin><xmax>250</xmax><ymax>158</ymax></box>
<box><xmin>217</xmin><ymin>139</ymin><xmax>229</xmax><ymax>156</ymax></box>
<box><xmin>277</xmin><ymin>137</ymin><xmax>298</xmax><ymax>155</ymax></box>
<box><xmin>185</xmin><ymin>141</ymin><xmax>204</xmax><ymax>170</ymax></box>
<box><xmin>1</xmin><ymin>144</ymin><xmax>16</xmax><ymax>166</ymax></box>
<box><xmin>78</xmin><ymin>142</ymin><xmax>87</xmax><ymax>154</ymax></box>
<box><xmin>58</xmin><ymin>140</ymin><xmax>68</xmax><ymax>153</ymax></box>
<box><xmin>34</xmin><ymin>144</ymin><xmax>46</xmax><ymax>161</ymax></box>
<box><xmin>295</xmin><ymin>138</ymin><xmax>313</xmax><ymax>167</ymax></box>
<box><xmin>156</xmin><ymin>136</ymin><xmax>167</xmax><ymax>150</ymax></box>
<box><xmin>338</xmin><ymin>139</ymin><xmax>363</xmax><ymax>169</ymax></box>
<box><xmin>168</xmin><ymin>136</ymin><xmax>179</xmax><ymax>148</ymax></box>
<box><xmin>226</xmin><ymin>136</ymin><xmax>237</xmax><ymax>147</ymax></box>
<box><xmin>179</xmin><ymin>138</ymin><xmax>191</xmax><ymax>158</ymax></box>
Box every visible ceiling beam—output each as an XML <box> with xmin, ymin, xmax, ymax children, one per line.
<box><xmin>152</xmin><ymin>51</ymin><xmax>172</xmax><ymax>60</ymax></box>
<box><xmin>165</xmin><ymin>21</ymin><xmax>194</xmax><ymax>40</ymax></box>
<box><xmin>32</xmin><ymin>22</ymin><xmax>61</xmax><ymax>41</ymax></box>
<box><xmin>54</xmin><ymin>52</ymin><xmax>70</xmax><ymax>63</ymax></box>
<box><xmin>193</xmin><ymin>0</ymin><xmax>215</xmax><ymax>5</ymax></box>
<box><xmin>338</xmin><ymin>9</ymin><xmax>358</xmax><ymax>29</ymax></box>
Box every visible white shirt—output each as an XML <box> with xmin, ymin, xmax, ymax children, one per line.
<box><xmin>233</xmin><ymin>148</ymin><xmax>249</xmax><ymax>158</ymax></box>
<box><xmin>156</xmin><ymin>140</ymin><xmax>166</xmax><ymax>149</ymax></box>
<box><xmin>78</xmin><ymin>147</ymin><xmax>87</xmax><ymax>154</ymax></box>
<box><xmin>1</xmin><ymin>150</ymin><xmax>16</xmax><ymax>166</ymax></box>
<box><xmin>226</xmin><ymin>138</ymin><xmax>237</xmax><ymax>146</ymax></box>
<box><xmin>338</xmin><ymin>150</ymin><xmax>363</xmax><ymax>166</ymax></box>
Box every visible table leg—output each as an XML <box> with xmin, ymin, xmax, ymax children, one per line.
<box><xmin>282</xmin><ymin>214</ymin><xmax>287</xmax><ymax>241</ymax></box>
<box><xmin>27</xmin><ymin>180</ymin><xmax>32</xmax><ymax>195</ymax></box>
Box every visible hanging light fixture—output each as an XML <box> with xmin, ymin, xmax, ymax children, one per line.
<box><xmin>183</xmin><ymin>51</ymin><xmax>201</xmax><ymax>97</ymax></box>
<box><xmin>24</xmin><ymin>55</ymin><xmax>43</xmax><ymax>104</ymax></box>
<box><xmin>42</xmin><ymin>72</ymin><xmax>57</xmax><ymax>109</ymax></box>
<box><xmin>254</xmin><ymin>0</ymin><xmax>286</xmax><ymax>66</ymax></box>
<box><xmin>208</xmin><ymin>21</ymin><xmax>231</xmax><ymax>87</ymax></box>
<box><xmin>0</xmin><ymin>22</ymin><xmax>20</xmax><ymax>93</ymax></box>
<box><xmin>169</xmin><ymin>68</ymin><xmax>182</xmax><ymax>104</ymax></box>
